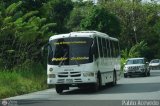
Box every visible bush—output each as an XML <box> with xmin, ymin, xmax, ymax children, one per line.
<box><xmin>0</xmin><ymin>61</ymin><xmax>47</xmax><ymax>99</ymax></box>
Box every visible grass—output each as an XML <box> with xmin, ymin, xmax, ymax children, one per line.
<box><xmin>0</xmin><ymin>58</ymin><xmax>124</xmax><ymax>99</ymax></box>
<box><xmin>0</xmin><ymin>62</ymin><xmax>48</xmax><ymax>99</ymax></box>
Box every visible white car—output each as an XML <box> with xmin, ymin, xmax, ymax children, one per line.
<box><xmin>124</xmin><ymin>58</ymin><xmax>150</xmax><ymax>78</ymax></box>
<box><xmin>149</xmin><ymin>59</ymin><xmax>160</xmax><ymax>70</ymax></box>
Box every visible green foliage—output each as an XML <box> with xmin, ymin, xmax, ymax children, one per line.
<box><xmin>67</xmin><ymin>6</ymin><xmax>84</xmax><ymax>31</ymax></box>
<box><xmin>1</xmin><ymin>0</ymin><xmax>160</xmax><ymax>98</ymax></box>
<box><xmin>5</xmin><ymin>1</ymin><xmax>22</xmax><ymax>16</ymax></box>
<box><xmin>129</xmin><ymin>41</ymin><xmax>147</xmax><ymax>58</ymax></box>
<box><xmin>121</xmin><ymin>41</ymin><xmax>148</xmax><ymax>69</ymax></box>
<box><xmin>0</xmin><ymin>1</ymin><xmax>55</xmax><ymax>69</ymax></box>
<box><xmin>22</xmin><ymin>0</ymin><xmax>48</xmax><ymax>11</ymax></box>
<box><xmin>120</xmin><ymin>58</ymin><xmax>126</xmax><ymax>71</ymax></box>
<box><xmin>67</xmin><ymin>2</ymin><xmax>93</xmax><ymax>31</ymax></box>
<box><xmin>41</xmin><ymin>0</ymin><xmax>73</xmax><ymax>33</ymax></box>
<box><xmin>80</xmin><ymin>6</ymin><xmax>121</xmax><ymax>37</ymax></box>
<box><xmin>0</xmin><ymin>59</ymin><xmax>47</xmax><ymax>99</ymax></box>
<box><xmin>121</xmin><ymin>41</ymin><xmax>147</xmax><ymax>59</ymax></box>
<box><xmin>128</xmin><ymin>41</ymin><xmax>147</xmax><ymax>55</ymax></box>
<box><xmin>102</xmin><ymin>0</ymin><xmax>160</xmax><ymax>59</ymax></box>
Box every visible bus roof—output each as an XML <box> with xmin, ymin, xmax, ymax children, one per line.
<box><xmin>49</xmin><ymin>31</ymin><xmax>118</xmax><ymax>41</ymax></box>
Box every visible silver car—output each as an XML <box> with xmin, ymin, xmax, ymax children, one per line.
<box><xmin>124</xmin><ymin>58</ymin><xmax>150</xmax><ymax>78</ymax></box>
<box><xmin>149</xmin><ymin>59</ymin><xmax>160</xmax><ymax>70</ymax></box>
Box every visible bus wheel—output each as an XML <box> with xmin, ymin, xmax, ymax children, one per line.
<box><xmin>111</xmin><ymin>71</ymin><xmax>117</xmax><ymax>86</ymax></box>
<box><xmin>55</xmin><ymin>85</ymin><xmax>63</xmax><ymax>94</ymax></box>
<box><xmin>143</xmin><ymin>71</ymin><xmax>147</xmax><ymax>77</ymax></box>
<box><xmin>124</xmin><ymin>73</ymin><xmax>127</xmax><ymax>78</ymax></box>
<box><xmin>147</xmin><ymin>71</ymin><xmax>150</xmax><ymax>76</ymax></box>
<box><xmin>92</xmin><ymin>74</ymin><xmax>101</xmax><ymax>92</ymax></box>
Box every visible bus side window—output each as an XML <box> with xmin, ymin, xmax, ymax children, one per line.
<box><xmin>103</xmin><ymin>39</ymin><xmax>108</xmax><ymax>58</ymax></box>
<box><xmin>108</xmin><ymin>40</ymin><xmax>112</xmax><ymax>58</ymax></box>
<box><xmin>98</xmin><ymin>37</ymin><xmax>103</xmax><ymax>58</ymax></box>
<box><xmin>115</xmin><ymin>41</ymin><xmax>119</xmax><ymax>57</ymax></box>
<box><xmin>101</xmin><ymin>38</ymin><xmax>105</xmax><ymax>58</ymax></box>
<box><xmin>112</xmin><ymin>41</ymin><xmax>116</xmax><ymax>57</ymax></box>
<box><xmin>106</xmin><ymin>39</ymin><xmax>109</xmax><ymax>58</ymax></box>
<box><xmin>117</xmin><ymin>41</ymin><xmax>120</xmax><ymax>57</ymax></box>
<box><xmin>111</xmin><ymin>41</ymin><xmax>115</xmax><ymax>57</ymax></box>
<box><xmin>93</xmin><ymin>37</ymin><xmax>98</xmax><ymax>59</ymax></box>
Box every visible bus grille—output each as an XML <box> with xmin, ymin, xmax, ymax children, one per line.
<box><xmin>58</xmin><ymin>72</ymin><xmax>81</xmax><ymax>77</ymax></box>
<box><xmin>57</xmin><ymin>78</ymin><xmax>82</xmax><ymax>83</ymax></box>
<box><xmin>57</xmin><ymin>79</ymin><xmax>65</xmax><ymax>83</ymax></box>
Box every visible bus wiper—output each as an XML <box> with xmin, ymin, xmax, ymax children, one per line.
<box><xmin>71</xmin><ymin>52</ymin><xmax>80</xmax><ymax>66</ymax></box>
<box><xmin>58</xmin><ymin>51</ymin><xmax>68</xmax><ymax>67</ymax></box>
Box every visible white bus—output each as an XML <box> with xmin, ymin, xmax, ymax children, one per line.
<box><xmin>46</xmin><ymin>31</ymin><xmax>121</xmax><ymax>94</ymax></box>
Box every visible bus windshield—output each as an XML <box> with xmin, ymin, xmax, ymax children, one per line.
<box><xmin>48</xmin><ymin>37</ymin><xmax>93</xmax><ymax>65</ymax></box>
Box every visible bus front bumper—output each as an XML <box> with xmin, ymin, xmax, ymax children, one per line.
<box><xmin>47</xmin><ymin>77</ymin><xmax>97</xmax><ymax>85</ymax></box>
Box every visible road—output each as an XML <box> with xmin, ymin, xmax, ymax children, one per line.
<box><xmin>4</xmin><ymin>70</ymin><xmax>160</xmax><ymax>106</ymax></box>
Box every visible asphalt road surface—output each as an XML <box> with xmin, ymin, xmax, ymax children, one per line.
<box><xmin>4</xmin><ymin>70</ymin><xmax>160</xmax><ymax>106</ymax></box>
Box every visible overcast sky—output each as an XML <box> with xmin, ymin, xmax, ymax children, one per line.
<box><xmin>142</xmin><ymin>0</ymin><xmax>160</xmax><ymax>3</ymax></box>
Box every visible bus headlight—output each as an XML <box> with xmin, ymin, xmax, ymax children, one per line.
<box><xmin>83</xmin><ymin>72</ymin><xmax>94</xmax><ymax>77</ymax></box>
<box><xmin>49</xmin><ymin>68</ymin><xmax>53</xmax><ymax>72</ymax></box>
<box><xmin>48</xmin><ymin>74</ymin><xmax>56</xmax><ymax>78</ymax></box>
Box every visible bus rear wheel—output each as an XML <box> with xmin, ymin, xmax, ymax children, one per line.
<box><xmin>111</xmin><ymin>71</ymin><xmax>117</xmax><ymax>86</ymax></box>
<box><xmin>124</xmin><ymin>73</ymin><xmax>127</xmax><ymax>78</ymax></box>
<box><xmin>55</xmin><ymin>85</ymin><xmax>63</xmax><ymax>94</ymax></box>
<box><xmin>92</xmin><ymin>73</ymin><xmax>101</xmax><ymax>92</ymax></box>
<box><xmin>143</xmin><ymin>71</ymin><xmax>147</xmax><ymax>77</ymax></box>
<box><xmin>147</xmin><ymin>71</ymin><xmax>150</xmax><ymax>76</ymax></box>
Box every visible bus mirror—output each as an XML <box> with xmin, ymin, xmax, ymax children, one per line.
<box><xmin>93</xmin><ymin>55</ymin><xmax>96</xmax><ymax>61</ymax></box>
<box><xmin>41</xmin><ymin>43</ymin><xmax>49</xmax><ymax>57</ymax></box>
<box><xmin>90</xmin><ymin>45</ymin><xmax>94</xmax><ymax>55</ymax></box>
<box><xmin>92</xmin><ymin>47</ymin><xmax>98</xmax><ymax>59</ymax></box>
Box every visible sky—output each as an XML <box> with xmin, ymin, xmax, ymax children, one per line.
<box><xmin>72</xmin><ymin>0</ymin><xmax>160</xmax><ymax>4</ymax></box>
<box><xmin>141</xmin><ymin>0</ymin><xmax>160</xmax><ymax>3</ymax></box>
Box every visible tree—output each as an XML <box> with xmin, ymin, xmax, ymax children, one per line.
<box><xmin>102</xmin><ymin>0</ymin><xmax>160</xmax><ymax>59</ymax></box>
<box><xmin>1</xmin><ymin>0</ymin><xmax>48</xmax><ymax>11</ymax></box>
<box><xmin>121</xmin><ymin>41</ymin><xmax>147</xmax><ymax>59</ymax></box>
<box><xmin>22</xmin><ymin>0</ymin><xmax>48</xmax><ymax>11</ymax></box>
<box><xmin>80</xmin><ymin>6</ymin><xmax>121</xmax><ymax>37</ymax></box>
<box><xmin>67</xmin><ymin>1</ymin><xmax>93</xmax><ymax>31</ymax></box>
<box><xmin>0</xmin><ymin>1</ymin><xmax>56</xmax><ymax>69</ymax></box>
<box><xmin>121</xmin><ymin>41</ymin><xmax>148</xmax><ymax>69</ymax></box>
<box><xmin>40</xmin><ymin>0</ymin><xmax>73</xmax><ymax>33</ymax></box>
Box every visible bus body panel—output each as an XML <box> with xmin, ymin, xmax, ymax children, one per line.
<box><xmin>46</xmin><ymin>31</ymin><xmax>121</xmax><ymax>91</ymax></box>
<box><xmin>47</xmin><ymin>63</ymin><xmax>98</xmax><ymax>84</ymax></box>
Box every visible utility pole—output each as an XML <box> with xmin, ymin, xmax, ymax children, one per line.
<box><xmin>132</xmin><ymin>0</ymin><xmax>138</xmax><ymax>43</ymax></box>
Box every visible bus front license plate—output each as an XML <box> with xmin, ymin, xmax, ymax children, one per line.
<box><xmin>66</xmin><ymin>79</ymin><xmax>73</xmax><ymax>83</ymax></box>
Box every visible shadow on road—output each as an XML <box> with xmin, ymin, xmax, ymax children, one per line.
<box><xmin>98</xmin><ymin>83</ymin><xmax>160</xmax><ymax>94</ymax></box>
<box><xmin>61</xmin><ymin>82</ymin><xmax>160</xmax><ymax>95</ymax></box>
<box><xmin>61</xmin><ymin>71</ymin><xmax>160</xmax><ymax>95</ymax></box>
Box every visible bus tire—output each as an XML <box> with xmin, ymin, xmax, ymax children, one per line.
<box><xmin>143</xmin><ymin>71</ymin><xmax>147</xmax><ymax>77</ymax></box>
<box><xmin>147</xmin><ymin>71</ymin><xmax>150</xmax><ymax>76</ymax></box>
<box><xmin>111</xmin><ymin>71</ymin><xmax>117</xmax><ymax>86</ymax></box>
<box><xmin>55</xmin><ymin>85</ymin><xmax>63</xmax><ymax>94</ymax></box>
<box><xmin>92</xmin><ymin>72</ymin><xmax>101</xmax><ymax>92</ymax></box>
<box><xmin>124</xmin><ymin>73</ymin><xmax>127</xmax><ymax>78</ymax></box>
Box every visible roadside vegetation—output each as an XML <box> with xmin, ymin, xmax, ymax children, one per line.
<box><xmin>0</xmin><ymin>61</ymin><xmax>47</xmax><ymax>99</ymax></box>
<box><xmin>0</xmin><ymin>0</ymin><xmax>160</xmax><ymax>98</ymax></box>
